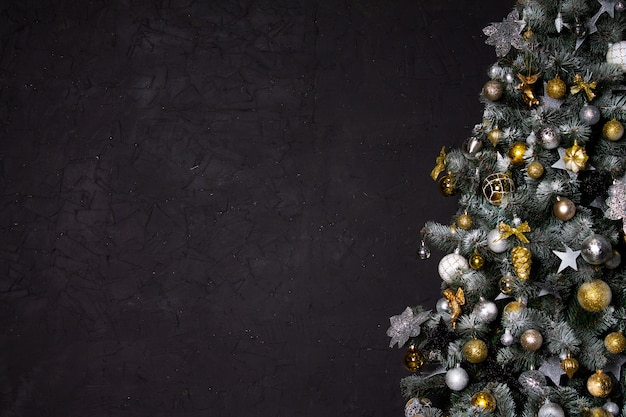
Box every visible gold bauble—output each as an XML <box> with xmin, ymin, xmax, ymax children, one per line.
<box><xmin>463</xmin><ymin>339</ymin><xmax>488</xmax><ymax>363</ymax></box>
<box><xmin>470</xmin><ymin>250</ymin><xmax>485</xmax><ymax>270</ymax></box>
<box><xmin>553</xmin><ymin>197</ymin><xmax>576</xmax><ymax>221</ymax></box>
<box><xmin>487</xmin><ymin>127</ymin><xmax>503</xmax><ymax>146</ymax></box>
<box><xmin>561</xmin><ymin>355</ymin><xmax>579</xmax><ymax>378</ymax></box>
<box><xmin>577</xmin><ymin>279</ymin><xmax>612</xmax><ymax>312</ymax></box>
<box><xmin>470</xmin><ymin>391</ymin><xmax>497</xmax><ymax>412</ymax></box>
<box><xmin>482</xmin><ymin>173</ymin><xmax>515</xmax><ymax>205</ymax></box>
<box><xmin>457</xmin><ymin>213</ymin><xmax>473</xmax><ymax>230</ymax></box>
<box><xmin>438</xmin><ymin>172</ymin><xmax>457</xmax><ymax>197</ymax></box>
<box><xmin>563</xmin><ymin>140</ymin><xmax>589</xmax><ymax>173</ymax></box>
<box><xmin>520</xmin><ymin>329</ymin><xmax>543</xmax><ymax>351</ymax></box>
<box><xmin>603</xmin><ymin>118</ymin><xmax>624</xmax><ymax>141</ymax></box>
<box><xmin>511</xmin><ymin>246</ymin><xmax>532</xmax><ymax>281</ymax></box>
<box><xmin>526</xmin><ymin>161</ymin><xmax>544</xmax><ymax>179</ymax></box>
<box><xmin>503</xmin><ymin>299</ymin><xmax>526</xmax><ymax>315</ymax></box>
<box><xmin>508</xmin><ymin>142</ymin><xmax>528</xmax><ymax>165</ymax></box>
<box><xmin>604</xmin><ymin>331</ymin><xmax>626</xmax><ymax>354</ymax></box>
<box><xmin>587</xmin><ymin>370</ymin><xmax>613</xmax><ymax>398</ymax></box>
<box><xmin>483</xmin><ymin>80</ymin><xmax>504</xmax><ymax>101</ymax></box>
<box><xmin>403</xmin><ymin>344</ymin><xmax>425</xmax><ymax>372</ymax></box>
<box><xmin>546</xmin><ymin>75</ymin><xmax>567</xmax><ymax>99</ymax></box>
<box><xmin>499</xmin><ymin>275</ymin><xmax>515</xmax><ymax>295</ymax></box>
<box><xmin>586</xmin><ymin>407</ymin><xmax>610</xmax><ymax>417</ymax></box>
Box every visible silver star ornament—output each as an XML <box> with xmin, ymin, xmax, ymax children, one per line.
<box><xmin>553</xmin><ymin>244</ymin><xmax>581</xmax><ymax>273</ymax></box>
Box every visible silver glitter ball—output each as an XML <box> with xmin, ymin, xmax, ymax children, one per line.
<box><xmin>436</xmin><ymin>298</ymin><xmax>450</xmax><ymax>314</ymax></box>
<box><xmin>538</xmin><ymin>125</ymin><xmax>561</xmax><ymax>149</ymax></box>
<box><xmin>473</xmin><ymin>298</ymin><xmax>498</xmax><ymax>322</ymax></box>
<box><xmin>603</xmin><ymin>401</ymin><xmax>620</xmax><ymax>415</ymax></box>
<box><xmin>488</xmin><ymin>64</ymin><xmax>502</xmax><ymax>79</ymax></box>
<box><xmin>538</xmin><ymin>402</ymin><xmax>565</xmax><ymax>417</ymax></box>
<box><xmin>580</xmin><ymin>234</ymin><xmax>613</xmax><ymax>265</ymax></box>
<box><xmin>579</xmin><ymin>104</ymin><xmax>601</xmax><ymax>125</ymax></box>
<box><xmin>445</xmin><ymin>366</ymin><xmax>469</xmax><ymax>391</ymax></box>
<box><xmin>504</xmin><ymin>71</ymin><xmax>516</xmax><ymax>84</ymax></box>
<box><xmin>462</xmin><ymin>136</ymin><xmax>483</xmax><ymax>158</ymax></box>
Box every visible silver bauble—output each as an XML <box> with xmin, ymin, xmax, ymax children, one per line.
<box><xmin>579</xmin><ymin>104</ymin><xmax>601</xmax><ymax>125</ymax></box>
<box><xmin>538</xmin><ymin>125</ymin><xmax>561</xmax><ymax>149</ymax></box>
<box><xmin>500</xmin><ymin>328</ymin><xmax>515</xmax><ymax>346</ymax></box>
<box><xmin>438</xmin><ymin>252</ymin><xmax>469</xmax><ymax>282</ymax></box>
<box><xmin>445</xmin><ymin>366</ymin><xmax>470</xmax><ymax>391</ymax></box>
<box><xmin>488</xmin><ymin>64</ymin><xmax>502</xmax><ymax>79</ymax></box>
<box><xmin>436</xmin><ymin>298</ymin><xmax>451</xmax><ymax>314</ymax></box>
<box><xmin>581</xmin><ymin>234</ymin><xmax>613</xmax><ymax>265</ymax></box>
<box><xmin>605</xmin><ymin>249</ymin><xmax>621</xmax><ymax>270</ymax></box>
<box><xmin>473</xmin><ymin>297</ymin><xmax>498</xmax><ymax>322</ymax></box>
<box><xmin>603</xmin><ymin>401</ymin><xmax>620</xmax><ymax>415</ymax></box>
<box><xmin>504</xmin><ymin>71</ymin><xmax>516</xmax><ymax>84</ymax></box>
<box><xmin>538</xmin><ymin>401</ymin><xmax>565</xmax><ymax>417</ymax></box>
<box><xmin>462</xmin><ymin>136</ymin><xmax>483</xmax><ymax>158</ymax></box>
<box><xmin>518</xmin><ymin>369</ymin><xmax>548</xmax><ymax>398</ymax></box>
<box><xmin>487</xmin><ymin>228</ymin><xmax>509</xmax><ymax>253</ymax></box>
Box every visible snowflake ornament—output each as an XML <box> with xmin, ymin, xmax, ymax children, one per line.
<box><xmin>387</xmin><ymin>307</ymin><xmax>431</xmax><ymax>348</ymax></box>
<box><xmin>483</xmin><ymin>10</ymin><xmax>527</xmax><ymax>57</ymax></box>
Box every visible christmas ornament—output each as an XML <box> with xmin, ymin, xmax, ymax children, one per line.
<box><xmin>605</xmin><ymin>249</ymin><xmax>621</xmax><ymax>269</ymax></box>
<box><xmin>508</xmin><ymin>142</ymin><xmax>528</xmax><ymax>164</ymax></box>
<box><xmin>469</xmin><ymin>250</ymin><xmax>485</xmax><ymax>269</ymax></box>
<box><xmin>538</xmin><ymin>401</ymin><xmax>565</xmax><ymax>417</ymax></box>
<box><xmin>438</xmin><ymin>172</ymin><xmax>457</xmax><ymax>196</ymax></box>
<box><xmin>498</xmin><ymin>220</ymin><xmax>530</xmax><ymax>243</ymax></box>
<box><xmin>443</xmin><ymin>287</ymin><xmax>465</xmax><ymax>329</ymax></box>
<box><xmin>500</xmin><ymin>328</ymin><xmax>515</xmax><ymax>346</ymax></box>
<box><xmin>430</xmin><ymin>146</ymin><xmax>447</xmax><ymax>180</ymax></box>
<box><xmin>482</xmin><ymin>173</ymin><xmax>515</xmax><ymax>205</ymax></box>
<box><xmin>539</xmin><ymin>356</ymin><xmax>566</xmax><ymax>385</ymax></box>
<box><xmin>519</xmin><ymin>369</ymin><xmax>547</xmax><ymax>397</ymax></box>
<box><xmin>438</xmin><ymin>252</ymin><xmax>469</xmax><ymax>282</ymax></box>
<box><xmin>473</xmin><ymin>297</ymin><xmax>498</xmax><ymax>322</ymax></box>
<box><xmin>561</xmin><ymin>354</ymin><xmax>580</xmax><ymax>378</ymax></box>
<box><xmin>572</xmin><ymin>20</ymin><xmax>587</xmax><ymax>38</ymax></box>
<box><xmin>571</xmin><ymin>74</ymin><xmax>597</xmax><ymax>101</ymax></box>
<box><xmin>606</xmin><ymin>41</ymin><xmax>626</xmax><ymax>71</ymax></box>
<box><xmin>563</xmin><ymin>140</ymin><xmax>589</xmax><ymax>173</ymax></box>
<box><xmin>603</xmin><ymin>401</ymin><xmax>620</xmax><ymax>416</ymax></box>
<box><xmin>463</xmin><ymin>338</ymin><xmax>488</xmax><ymax>363</ymax></box>
<box><xmin>470</xmin><ymin>390</ymin><xmax>496</xmax><ymax>411</ymax></box>
<box><xmin>511</xmin><ymin>246</ymin><xmax>532</xmax><ymax>280</ymax></box>
<box><xmin>487</xmin><ymin>127</ymin><xmax>503</xmax><ymax>146</ymax></box>
<box><xmin>404</xmin><ymin>398</ymin><xmax>425</xmax><ymax>417</ymax></box>
<box><xmin>604</xmin><ymin>331</ymin><xmax>626</xmax><ymax>354</ymax></box>
<box><xmin>580</xmin><ymin>103</ymin><xmax>602</xmax><ymax>125</ymax></box>
<box><xmin>462</xmin><ymin>136</ymin><xmax>483</xmax><ymax>158</ymax></box>
<box><xmin>602</xmin><ymin>118</ymin><xmax>624</xmax><ymax>141</ymax></box>
<box><xmin>436</xmin><ymin>298</ymin><xmax>450</xmax><ymax>314</ymax></box>
<box><xmin>417</xmin><ymin>239</ymin><xmax>431</xmax><ymax>260</ymax></box>
<box><xmin>504</xmin><ymin>71</ymin><xmax>515</xmax><ymax>84</ymax></box>
<box><xmin>546</xmin><ymin>75</ymin><xmax>567</xmax><ymax>99</ymax></box>
<box><xmin>517</xmin><ymin>72</ymin><xmax>540</xmax><ymax>106</ymax></box>
<box><xmin>457</xmin><ymin>212</ymin><xmax>473</xmax><ymax>230</ymax></box>
<box><xmin>482</xmin><ymin>9</ymin><xmax>526</xmax><ymax>57</ymax></box>
<box><xmin>616</xmin><ymin>0</ymin><xmax>626</xmax><ymax>13</ymax></box>
<box><xmin>483</xmin><ymin>80</ymin><xmax>504</xmax><ymax>101</ymax></box>
<box><xmin>520</xmin><ymin>329</ymin><xmax>543</xmax><ymax>351</ymax></box>
<box><xmin>587</xmin><ymin>370</ymin><xmax>613</xmax><ymax>397</ymax></box>
<box><xmin>403</xmin><ymin>344</ymin><xmax>426</xmax><ymax>372</ymax></box>
<box><xmin>503</xmin><ymin>299</ymin><xmax>526</xmax><ymax>315</ymax></box>
<box><xmin>577</xmin><ymin>279</ymin><xmax>612</xmax><ymax>312</ymax></box>
<box><xmin>605</xmin><ymin>174</ymin><xmax>626</xmax><ymax>235</ymax></box>
<box><xmin>581</xmin><ymin>234</ymin><xmax>613</xmax><ymax>265</ymax></box>
<box><xmin>387</xmin><ymin>307</ymin><xmax>431</xmax><ymax>348</ymax></box>
<box><xmin>445</xmin><ymin>365</ymin><xmax>469</xmax><ymax>391</ymax></box>
<box><xmin>499</xmin><ymin>275</ymin><xmax>515</xmax><ymax>295</ymax></box>
<box><xmin>552</xmin><ymin>244</ymin><xmax>581</xmax><ymax>273</ymax></box>
<box><xmin>587</xmin><ymin>407</ymin><xmax>610</xmax><ymax>417</ymax></box>
<box><xmin>553</xmin><ymin>197</ymin><xmax>576</xmax><ymax>220</ymax></box>
<box><xmin>527</xmin><ymin>161</ymin><xmax>544</xmax><ymax>179</ymax></box>
<box><xmin>538</xmin><ymin>125</ymin><xmax>561</xmax><ymax>149</ymax></box>
<box><xmin>487</xmin><ymin>228</ymin><xmax>509</xmax><ymax>253</ymax></box>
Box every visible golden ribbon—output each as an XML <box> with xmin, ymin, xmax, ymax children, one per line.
<box><xmin>430</xmin><ymin>146</ymin><xmax>447</xmax><ymax>181</ymax></box>
<box><xmin>570</xmin><ymin>74</ymin><xmax>596</xmax><ymax>101</ymax></box>
<box><xmin>495</xmin><ymin>221</ymin><xmax>531</xmax><ymax>243</ymax></box>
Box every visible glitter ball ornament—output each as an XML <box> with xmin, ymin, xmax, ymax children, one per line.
<box><xmin>527</xmin><ymin>161</ymin><xmax>544</xmax><ymax>179</ymax></box>
<box><xmin>471</xmin><ymin>391</ymin><xmax>496</xmax><ymax>412</ymax></box>
<box><xmin>546</xmin><ymin>76</ymin><xmax>567</xmax><ymax>99</ymax></box>
<box><xmin>520</xmin><ymin>329</ymin><xmax>543</xmax><ymax>351</ymax></box>
<box><xmin>438</xmin><ymin>172</ymin><xmax>457</xmax><ymax>196</ymax></box>
<box><xmin>604</xmin><ymin>331</ymin><xmax>626</xmax><ymax>354</ymax></box>
<box><xmin>553</xmin><ymin>197</ymin><xmax>576</xmax><ymax>220</ymax></box>
<box><xmin>483</xmin><ymin>80</ymin><xmax>504</xmax><ymax>101</ymax></box>
<box><xmin>457</xmin><ymin>213</ymin><xmax>473</xmax><ymax>230</ymax></box>
<box><xmin>503</xmin><ymin>300</ymin><xmax>526</xmax><ymax>315</ymax></box>
<box><xmin>462</xmin><ymin>136</ymin><xmax>483</xmax><ymax>158</ymax></box>
<box><xmin>579</xmin><ymin>104</ymin><xmax>602</xmax><ymax>125</ymax></box>
<box><xmin>473</xmin><ymin>297</ymin><xmax>498</xmax><ymax>322</ymax></box>
<box><xmin>587</xmin><ymin>370</ymin><xmax>613</xmax><ymax>397</ymax></box>
<box><xmin>538</xmin><ymin>401</ymin><xmax>565</xmax><ymax>417</ymax></box>
<box><xmin>487</xmin><ymin>127</ymin><xmax>503</xmax><ymax>146</ymax></box>
<box><xmin>588</xmin><ymin>407</ymin><xmax>610</xmax><ymax>417</ymax></box>
<box><xmin>403</xmin><ymin>344</ymin><xmax>425</xmax><ymax>372</ymax></box>
<box><xmin>538</xmin><ymin>126</ymin><xmax>561</xmax><ymax>149</ymax></box>
<box><xmin>438</xmin><ymin>252</ymin><xmax>469</xmax><ymax>282</ymax></box>
<box><xmin>469</xmin><ymin>250</ymin><xmax>485</xmax><ymax>269</ymax></box>
<box><xmin>519</xmin><ymin>369</ymin><xmax>547</xmax><ymax>397</ymax></box>
<box><xmin>606</xmin><ymin>41</ymin><xmax>626</xmax><ymax>71</ymax></box>
<box><xmin>499</xmin><ymin>275</ymin><xmax>515</xmax><ymax>295</ymax></box>
<box><xmin>577</xmin><ymin>279</ymin><xmax>612</xmax><ymax>312</ymax></box>
<box><xmin>487</xmin><ymin>228</ymin><xmax>509</xmax><ymax>253</ymax></box>
<box><xmin>508</xmin><ymin>142</ymin><xmax>528</xmax><ymax>164</ymax></box>
<box><xmin>581</xmin><ymin>234</ymin><xmax>613</xmax><ymax>265</ymax></box>
<box><xmin>603</xmin><ymin>118</ymin><xmax>624</xmax><ymax>141</ymax></box>
<box><xmin>482</xmin><ymin>173</ymin><xmax>515</xmax><ymax>205</ymax></box>
<box><xmin>445</xmin><ymin>366</ymin><xmax>470</xmax><ymax>391</ymax></box>
<box><xmin>511</xmin><ymin>246</ymin><xmax>532</xmax><ymax>280</ymax></box>
<box><xmin>561</xmin><ymin>355</ymin><xmax>579</xmax><ymax>378</ymax></box>
<box><xmin>463</xmin><ymin>339</ymin><xmax>488</xmax><ymax>363</ymax></box>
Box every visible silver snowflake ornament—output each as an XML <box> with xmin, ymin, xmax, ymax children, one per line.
<box><xmin>605</xmin><ymin>174</ymin><xmax>626</xmax><ymax>233</ymax></box>
<box><xmin>387</xmin><ymin>307</ymin><xmax>431</xmax><ymax>348</ymax></box>
<box><xmin>483</xmin><ymin>10</ymin><xmax>527</xmax><ymax>57</ymax></box>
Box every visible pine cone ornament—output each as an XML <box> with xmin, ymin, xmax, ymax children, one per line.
<box><xmin>511</xmin><ymin>246</ymin><xmax>532</xmax><ymax>280</ymax></box>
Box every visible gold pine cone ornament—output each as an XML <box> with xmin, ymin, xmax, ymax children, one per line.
<box><xmin>511</xmin><ymin>246</ymin><xmax>532</xmax><ymax>280</ymax></box>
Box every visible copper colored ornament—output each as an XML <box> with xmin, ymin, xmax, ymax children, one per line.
<box><xmin>587</xmin><ymin>370</ymin><xmax>613</xmax><ymax>398</ymax></box>
<box><xmin>520</xmin><ymin>329</ymin><xmax>543</xmax><ymax>351</ymax></box>
<box><xmin>603</xmin><ymin>119</ymin><xmax>624</xmax><ymax>141</ymax></box>
<box><xmin>438</xmin><ymin>172</ymin><xmax>457</xmax><ymax>196</ymax></box>
<box><xmin>463</xmin><ymin>339</ymin><xmax>488</xmax><ymax>363</ymax></box>
<box><xmin>482</xmin><ymin>173</ymin><xmax>515</xmax><ymax>205</ymax></box>
<box><xmin>561</xmin><ymin>354</ymin><xmax>579</xmax><ymax>378</ymax></box>
<box><xmin>577</xmin><ymin>279</ymin><xmax>612</xmax><ymax>312</ymax></box>
<box><xmin>403</xmin><ymin>344</ymin><xmax>425</xmax><ymax>372</ymax></box>
<box><xmin>483</xmin><ymin>80</ymin><xmax>504</xmax><ymax>101</ymax></box>
<box><xmin>469</xmin><ymin>250</ymin><xmax>485</xmax><ymax>270</ymax></box>
<box><xmin>517</xmin><ymin>72</ymin><xmax>540</xmax><ymax>106</ymax></box>
<box><xmin>604</xmin><ymin>331</ymin><xmax>626</xmax><ymax>354</ymax></box>
<box><xmin>546</xmin><ymin>75</ymin><xmax>567</xmax><ymax>99</ymax></box>
<box><xmin>470</xmin><ymin>391</ymin><xmax>497</xmax><ymax>411</ymax></box>
<box><xmin>487</xmin><ymin>127</ymin><xmax>503</xmax><ymax>146</ymax></box>
<box><xmin>508</xmin><ymin>142</ymin><xmax>528</xmax><ymax>165</ymax></box>
<box><xmin>553</xmin><ymin>197</ymin><xmax>576</xmax><ymax>220</ymax></box>
<box><xmin>457</xmin><ymin>213</ymin><xmax>473</xmax><ymax>230</ymax></box>
<box><xmin>511</xmin><ymin>246</ymin><xmax>532</xmax><ymax>280</ymax></box>
<box><xmin>527</xmin><ymin>161</ymin><xmax>544</xmax><ymax>179</ymax></box>
<box><xmin>564</xmin><ymin>140</ymin><xmax>589</xmax><ymax>173</ymax></box>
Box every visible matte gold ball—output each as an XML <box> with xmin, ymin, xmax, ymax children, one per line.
<box><xmin>508</xmin><ymin>142</ymin><xmax>528</xmax><ymax>165</ymax></box>
<box><xmin>546</xmin><ymin>76</ymin><xmax>567</xmax><ymax>99</ymax></box>
<box><xmin>527</xmin><ymin>161</ymin><xmax>544</xmax><ymax>179</ymax></box>
<box><xmin>553</xmin><ymin>197</ymin><xmax>576</xmax><ymax>221</ymax></box>
<box><xmin>403</xmin><ymin>345</ymin><xmax>425</xmax><ymax>372</ymax></box>
<box><xmin>438</xmin><ymin>172</ymin><xmax>457</xmax><ymax>197</ymax></box>
<box><xmin>469</xmin><ymin>251</ymin><xmax>485</xmax><ymax>270</ymax></box>
<box><xmin>520</xmin><ymin>329</ymin><xmax>543</xmax><ymax>351</ymax></box>
<box><xmin>560</xmin><ymin>355</ymin><xmax>579</xmax><ymax>378</ymax></box>
<box><xmin>487</xmin><ymin>127</ymin><xmax>503</xmax><ymax>146</ymax></box>
<box><xmin>604</xmin><ymin>331</ymin><xmax>626</xmax><ymax>354</ymax></box>
<box><xmin>457</xmin><ymin>213</ymin><xmax>473</xmax><ymax>230</ymax></box>
<box><xmin>603</xmin><ymin>119</ymin><xmax>624</xmax><ymax>141</ymax></box>
<box><xmin>463</xmin><ymin>339</ymin><xmax>488</xmax><ymax>363</ymax></box>
<box><xmin>483</xmin><ymin>80</ymin><xmax>504</xmax><ymax>101</ymax></box>
<box><xmin>499</xmin><ymin>275</ymin><xmax>515</xmax><ymax>295</ymax></box>
<box><xmin>503</xmin><ymin>300</ymin><xmax>526</xmax><ymax>315</ymax></box>
<box><xmin>587</xmin><ymin>370</ymin><xmax>613</xmax><ymax>397</ymax></box>
<box><xmin>470</xmin><ymin>391</ymin><xmax>497</xmax><ymax>412</ymax></box>
<box><xmin>577</xmin><ymin>279</ymin><xmax>612</xmax><ymax>312</ymax></box>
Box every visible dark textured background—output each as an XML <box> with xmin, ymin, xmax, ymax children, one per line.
<box><xmin>0</xmin><ymin>0</ymin><xmax>511</xmax><ymax>416</ymax></box>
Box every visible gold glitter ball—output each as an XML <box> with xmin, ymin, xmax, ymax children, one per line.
<box><xmin>463</xmin><ymin>339</ymin><xmax>488</xmax><ymax>363</ymax></box>
<box><xmin>577</xmin><ymin>279</ymin><xmax>612</xmax><ymax>312</ymax></box>
<box><xmin>603</xmin><ymin>118</ymin><xmax>624</xmax><ymax>141</ymax></box>
<box><xmin>546</xmin><ymin>76</ymin><xmax>567</xmax><ymax>99</ymax></box>
<box><xmin>470</xmin><ymin>391</ymin><xmax>496</xmax><ymax>412</ymax></box>
<box><xmin>526</xmin><ymin>161</ymin><xmax>544</xmax><ymax>179</ymax></box>
<box><xmin>587</xmin><ymin>370</ymin><xmax>613</xmax><ymax>398</ymax></box>
<box><xmin>604</xmin><ymin>331</ymin><xmax>626</xmax><ymax>354</ymax></box>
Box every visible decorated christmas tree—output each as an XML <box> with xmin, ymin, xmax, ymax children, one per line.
<box><xmin>387</xmin><ymin>1</ymin><xmax>626</xmax><ymax>417</ymax></box>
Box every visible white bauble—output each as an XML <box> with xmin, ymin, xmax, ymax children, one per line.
<box><xmin>436</xmin><ymin>298</ymin><xmax>450</xmax><ymax>314</ymax></box>
<box><xmin>438</xmin><ymin>253</ymin><xmax>469</xmax><ymax>282</ymax></box>
<box><xmin>607</xmin><ymin>41</ymin><xmax>626</xmax><ymax>71</ymax></box>
<box><xmin>487</xmin><ymin>228</ymin><xmax>509</xmax><ymax>253</ymax></box>
<box><xmin>603</xmin><ymin>401</ymin><xmax>620</xmax><ymax>416</ymax></box>
<box><xmin>538</xmin><ymin>401</ymin><xmax>565</xmax><ymax>417</ymax></box>
<box><xmin>473</xmin><ymin>297</ymin><xmax>498</xmax><ymax>322</ymax></box>
<box><xmin>445</xmin><ymin>366</ymin><xmax>470</xmax><ymax>391</ymax></box>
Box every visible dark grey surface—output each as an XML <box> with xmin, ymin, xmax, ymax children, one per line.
<box><xmin>0</xmin><ymin>0</ymin><xmax>511</xmax><ymax>415</ymax></box>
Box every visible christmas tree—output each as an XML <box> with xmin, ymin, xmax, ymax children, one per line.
<box><xmin>387</xmin><ymin>1</ymin><xmax>626</xmax><ymax>417</ymax></box>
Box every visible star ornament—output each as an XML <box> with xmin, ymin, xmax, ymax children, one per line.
<box><xmin>483</xmin><ymin>10</ymin><xmax>527</xmax><ymax>57</ymax></box>
<box><xmin>387</xmin><ymin>307</ymin><xmax>431</xmax><ymax>348</ymax></box>
<box><xmin>553</xmin><ymin>244</ymin><xmax>581</xmax><ymax>273</ymax></box>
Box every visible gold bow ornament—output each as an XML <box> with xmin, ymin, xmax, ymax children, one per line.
<box><xmin>570</xmin><ymin>74</ymin><xmax>596</xmax><ymax>101</ymax></box>
<box><xmin>496</xmin><ymin>221</ymin><xmax>531</xmax><ymax>243</ymax></box>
